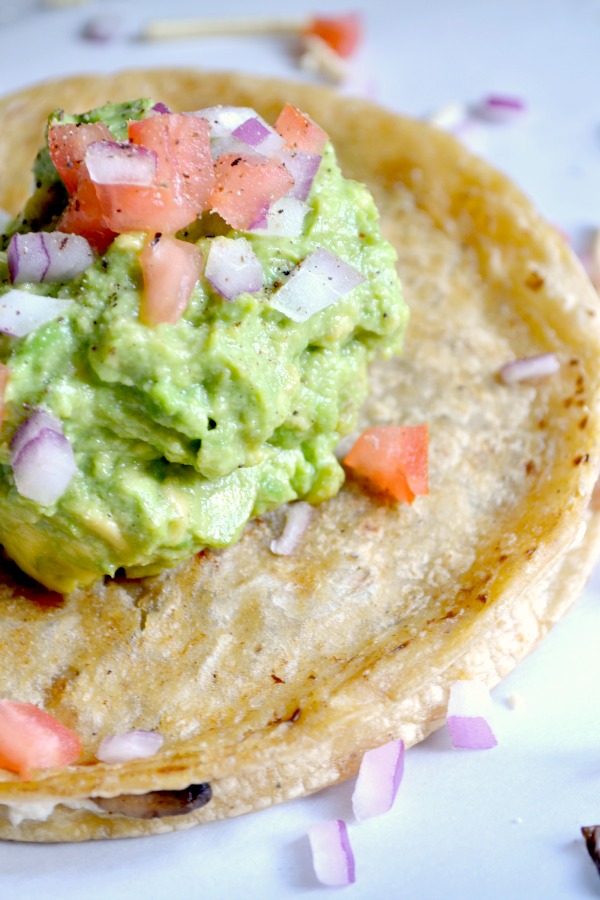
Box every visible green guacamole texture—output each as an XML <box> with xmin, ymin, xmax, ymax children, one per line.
<box><xmin>0</xmin><ymin>101</ymin><xmax>408</xmax><ymax>592</ymax></box>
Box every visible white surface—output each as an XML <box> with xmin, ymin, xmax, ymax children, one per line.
<box><xmin>2</xmin><ymin>0</ymin><xmax>600</xmax><ymax>897</ymax></box>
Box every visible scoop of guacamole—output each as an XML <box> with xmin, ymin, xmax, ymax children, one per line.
<box><xmin>0</xmin><ymin>99</ymin><xmax>407</xmax><ymax>592</ymax></box>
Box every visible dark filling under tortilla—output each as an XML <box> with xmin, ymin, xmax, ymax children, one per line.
<box><xmin>91</xmin><ymin>782</ymin><xmax>212</xmax><ymax>819</ymax></box>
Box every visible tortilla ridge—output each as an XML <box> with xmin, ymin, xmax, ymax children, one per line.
<box><xmin>0</xmin><ymin>69</ymin><xmax>599</xmax><ymax>840</ymax></box>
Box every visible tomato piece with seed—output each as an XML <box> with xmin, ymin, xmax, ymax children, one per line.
<box><xmin>274</xmin><ymin>104</ymin><xmax>329</xmax><ymax>154</ymax></box>
<box><xmin>343</xmin><ymin>424</ymin><xmax>429</xmax><ymax>503</ymax></box>
<box><xmin>0</xmin><ymin>700</ymin><xmax>81</xmax><ymax>780</ymax></box>
<box><xmin>48</xmin><ymin>121</ymin><xmax>113</xmax><ymax>193</ymax></box>
<box><xmin>139</xmin><ymin>235</ymin><xmax>203</xmax><ymax>326</ymax></box>
<box><xmin>305</xmin><ymin>13</ymin><xmax>363</xmax><ymax>58</ymax></box>
<box><xmin>210</xmin><ymin>153</ymin><xmax>293</xmax><ymax>230</ymax></box>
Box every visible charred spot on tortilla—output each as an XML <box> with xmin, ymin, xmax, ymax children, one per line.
<box><xmin>92</xmin><ymin>783</ymin><xmax>212</xmax><ymax>819</ymax></box>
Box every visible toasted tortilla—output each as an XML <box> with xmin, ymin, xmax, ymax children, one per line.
<box><xmin>0</xmin><ymin>69</ymin><xmax>600</xmax><ymax>841</ymax></box>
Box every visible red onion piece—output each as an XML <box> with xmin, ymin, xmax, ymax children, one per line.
<box><xmin>10</xmin><ymin>411</ymin><xmax>76</xmax><ymax>506</ymax></box>
<box><xmin>0</xmin><ymin>289</ymin><xmax>73</xmax><ymax>338</ymax></box>
<box><xmin>250</xmin><ymin>197</ymin><xmax>309</xmax><ymax>238</ymax></box>
<box><xmin>8</xmin><ymin>232</ymin><xmax>94</xmax><ymax>285</ymax></box>
<box><xmin>151</xmin><ymin>102</ymin><xmax>171</xmax><ymax>115</ymax></box>
<box><xmin>279</xmin><ymin>149</ymin><xmax>322</xmax><ymax>201</ymax></box>
<box><xmin>474</xmin><ymin>94</ymin><xmax>527</xmax><ymax>123</ymax></box>
<box><xmin>308</xmin><ymin>819</ymin><xmax>356</xmax><ymax>887</ymax></box>
<box><xmin>232</xmin><ymin>117</ymin><xmax>285</xmax><ymax>157</ymax></box>
<box><xmin>270</xmin><ymin>247</ymin><xmax>364</xmax><ymax>322</ymax></box>
<box><xmin>447</xmin><ymin>680</ymin><xmax>498</xmax><ymax>750</ymax></box>
<box><xmin>97</xmin><ymin>730</ymin><xmax>164</xmax><ymax>764</ymax></box>
<box><xmin>192</xmin><ymin>106</ymin><xmax>260</xmax><ymax>138</ymax></box>
<box><xmin>204</xmin><ymin>237</ymin><xmax>263</xmax><ymax>301</ymax></box>
<box><xmin>81</xmin><ymin>14</ymin><xmax>122</xmax><ymax>42</ymax></box>
<box><xmin>270</xmin><ymin>501</ymin><xmax>314</xmax><ymax>556</ymax></box>
<box><xmin>10</xmin><ymin>408</ymin><xmax>62</xmax><ymax>460</ymax></box>
<box><xmin>351</xmin><ymin>739</ymin><xmax>405</xmax><ymax>821</ymax></box>
<box><xmin>499</xmin><ymin>352</ymin><xmax>560</xmax><ymax>384</ymax></box>
<box><xmin>86</xmin><ymin>141</ymin><xmax>157</xmax><ymax>186</ymax></box>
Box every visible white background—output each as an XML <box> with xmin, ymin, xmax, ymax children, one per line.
<box><xmin>1</xmin><ymin>1</ymin><xmax>600</xmax><ymax>897</ymax></box>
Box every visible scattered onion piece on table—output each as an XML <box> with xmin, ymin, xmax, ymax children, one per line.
<box><xmin>80</xmin><ymin>14</ymin><xmax>123</xmax><ymax>43</ymax></box>
<box><xmin>97</xmin><ymin>730</ymin><xmax>164</xmax><ymax>764</ymax></box>
<box><xmin>499</xmin><ymin>352</ymin><xmax>560</xmax><ymax>384</ymax></box>
<box><xmin>351</xmin><ymin>739</ymin><xmax>405</xmax><ymax>822</ymax></box>
<box><xmin>446</xmin><ymin>680</ymin><xmax>498</xmax><ymax>750</ymax></box>
<box><xmin>473</xmin><ymin>94</ymin><xmax>527</xmax><ymax>123</ymax></box>
<box><xmin>139</xmin><ymin>235</ymin><xmax>202</xmax><ymax>326</ymax></box>
<box><xmin>270</xmin><ymin>501</ymin><xmax>314</xmax><ymax>556</ymax></box>
<box><xmin>343</xmin><ymin>424</ymin><xmax>428</xmax><ymax>504</ymax></box>
<box><xmin>308</xmin><ymin>819</ymin><xmax>356</xmax><ymax>887</ymax></box>
<box><xmin>0</xmin><ymin>700</ymin><xmax>81</xmax><ymax>779</ymax></box>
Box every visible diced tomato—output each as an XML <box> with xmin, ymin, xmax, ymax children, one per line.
<box><xmin>0</xmin><ymin>363</ymin><xmax>10</xmax><ymax>430</ymax></box>
<box><xmin>92</xmin><ymin>113</ymin><xmax>214</xmax><ymax>234</ymax></box>
<box><xmin>48</xmin><ymin>121</ymin><xmax>113</xmax><ymax>193</ymax></box>
<box><xmin>343</xmin><ymin>424</ymin><xmax>429</xmax><ymax>503</ymax></box>
<box><xmin>139</xmin><ymin>235</ymin><xmax>203</xmax><ymax>326</ymax></box>
<box><xmin>210</xmin><ymin>153</ymin><xmax>294</xmax><ymax>231</ymax></box>
<box><xmin>57</xmin><ymin>177</ymin><xmax>115</xmax><ymax>253</ymax></box>
<box><xmin>305</xmin><ymin>12</ymin><xmax>364</xmax><ymax>59</ymax></box>
<box><xmin>274</xmin><ymin>104</ymin><xmax>329</xmax><ymax>155</ymax></box>
<box><xmin>0</xmin><ymin>700</ymin><xmax>81</xmax><ymax>780</ymax></box>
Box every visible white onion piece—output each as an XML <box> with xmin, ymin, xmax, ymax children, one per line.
<box><xmin>270</xmin><ymin>501</ymin><xmax>314</xmax><ymax>556</ymax></box>
<box><xmin>97</xmin><ymin>730</ymin><xmax>164</xmax><ymax>764</ymax></box>
<box><xmin>11</xmin><ymin>414</ymin><xmax>76</xmax><ymax>506</ymax></box>
<box><xmin>10</xmin><ymin>408</ymin><xmax>62</xmax><ymax>460</ymax></box>
<box><xmin>427</xmin><ymin>101</ymin><xmax>468</xmax><ymax>131</ymax></box>
<box><xmin>279</xmin><ymin>150</ymin><xmax>322</xmax><ymax>201</ymax></box>
<box><xmin>351</xmin><ymin>739</ymin><xmax>405</xmax><ymax>822</ymax></box>
<box><xmin>209</xmin><ymin>134</ymin><xmax>252</xmax><ymax>162</ymax></box>
<box><xmin>86</xmin><ymin>141</ymin><xmax>157</xmax><ymax>186</ymax></box>
<box><xmin>447</xmin><ymin>680</ymin><xmax>498</xmax><ymax>750</ymax></box>
<box><xmin>192</xmin><ymin>106</ymin><xmax>261</xmax><ymax>138</ymax></box>
<box><xmin>499</xmin><ymin>352</ymin><xmax>560</xmax><ymax>384</ymax></box>
<box><xmin>474</xmin><ymin>94</ymin><xmax>527</xmax><ymax>123</ymax></box>
<box><xmin>8</xmin><ymin>232</ymin><xmax>94</xmax><ymax>285</ymax></box>
<box><xmin>0</xmin><ymin>289</ymin><xmax>72</xmax><ymax>338</ymax></box>
<box><xmin>308</xmin><ymin>820</ymin><xmax>355</xmax><ymax>887</ymax></box>
<box><xmin>205</xmin><ymin>237</ymin><xmax>263</xmax><ymax>301</ymax></box>
<box><xmin>270</xmin><ymin>248</ymin><xmax>364</xmax><ymax>322</ymax></box>
<box><xmin>250</xmin><ymin>197</ymin><xmax>309</xmax><ymax>238</ymax></box>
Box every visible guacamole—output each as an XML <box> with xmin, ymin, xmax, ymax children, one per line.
<box><xmin>0</xmin><ymin>100</ymin><xmax>407</xmax><ymax>592</ymax></box>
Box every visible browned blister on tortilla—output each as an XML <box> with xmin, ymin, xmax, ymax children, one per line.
<box><xmin>0</xmin><ymin>69</ymin><xmax>600</xmax><ymax>841</ymax></box>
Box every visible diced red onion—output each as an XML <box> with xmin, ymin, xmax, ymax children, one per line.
<box><xmin>270</xmin><ymin>248</ymin><xmax>364</xmax><ymax>322</ymax></box>
<box><xmin>0</xmin><ymin>289</ymin><xmax>73</xmax><ymax>337</ymax></box>
<box><xmin>499</xmin><ymin>353</ymin><xmax>560</xmax><ymax>384</ymax></box>
<box><xmin>351</xmin><ymin>738</ymin><xmax>405</xmax><ymax>822</ymax></box>
<box><xmin>308</xmin><ymin>819</ymin><xmax>355</xmax><ymax>887</ymax></box>
<box><xmin>279</xmin><ymin>149</ymin><xmax>322</xmax><ymax>201</ymax></box>
<box><xmin>250</xmin><ymin>197</ymin><xmax>309</xmax><ymax>238</ymax></box>
<box><xmin>232</xmin><ymin>117</ymin><xmax>285</xmax><ymax>157</ymax></box>
<box><xmin>86</xmin><ymin>141</ymin><xmax>157</xmax><ymax>186</ymax></box>
<box><xmin>270</xmin><ymin>501</ymin><xmax>314</xmax><ymax>556</ymax></box>
<box><xmin>204</xmin><ymin>237</ymin><xmax>263</xmax><ymax>301</ymax></box>
<box><xmin>474</xmin><ymin>94</ymin><xmax>527</xmax><ymax>123</ymax></box>
<box><xmin>151</xmin><ymin>102</ymin><xmax>171</xmax><ymax>115</ymax></box>
<box><xmin>447</xmin><ymin>680</ymin><xmax>497</xmax><ymax>750</ymax></box>
<box><xmin>81</xmin><ymin>14</ymin><xmax>122</xmax><ymax>42</ymax></box>
<box><xmin>10</xmin><ymin>408</ymin><xmax>63</xmax><ymax>460</ymax></box>
<box><xmin>8</xmin><ymin>232</ymin><xmax>94</xmax><ymax>285</ymax></box>
<box><xmin>10</xmin><ymin>411</ymin><xmax>76</xmax><ymax>506</ymax></box>
<box><xmin>96</xmin><ymin>730</ymin><xmax>164</xmax><ymax>764</ymax></box>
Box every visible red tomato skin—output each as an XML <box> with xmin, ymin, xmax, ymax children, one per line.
<box><xmin>139</xmin><ymin>235</ymin><xmax>202</xmax><ymax>326</ymax></box>
<box><xmin>0</xmin><ymin>700</ymin><xmax>81</xmax><ymax>780</ymax></box>
<box><xmin>306</xmin><ymin>13</ymin><xmax>363</xmax><ymax>58</ymax></box>
<box><xmin>57</xmin><ymin>177</ymin><xmax>115</xmax><ymax>253</ymax></box>
<box><xmin>48</xmin><ymin>121</ymin><xmax>113</xmax><ymax>193</ymax></box>
<box><xmin>343</xmin><ymin>424</ymin><xmax>429</xmax><ymax>503</ymax></box>
<box><xmin>90</xmin><ymin>113</ymin><xmax>216</xmax><ymax>234</ymax></box>
<box><xmin>210</xmin><ymin>153</ymin><xmax>294</xmax><ymax>231</ymax></box>
<box><xmin>274</xmin><ymin>105</ymin><xmax>329</xmax><ymax>154</ymax></box>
